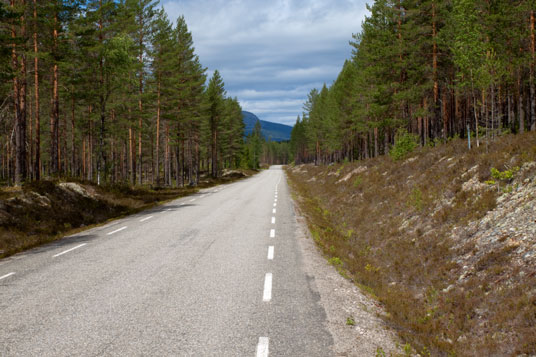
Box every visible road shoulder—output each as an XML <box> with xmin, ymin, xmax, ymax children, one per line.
<box><xmin>293</xmin><ymin>206</ymin><xmax>401</xmax><ymax>356</ymax></box>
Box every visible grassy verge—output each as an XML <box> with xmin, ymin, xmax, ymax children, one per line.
<box><xmin>286</xmin><ymin>133</ymin><xmax>536</xmax><ymax>356</ymax></box>
<box><xmin>0</xmin><ymin>170</ymin><xmax>256</xmax><ymax>259</ymax></box>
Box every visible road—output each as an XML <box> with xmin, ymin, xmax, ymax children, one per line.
<box><xmin>0</xmin><ymin>166</ymin><xmax>333</xmax><ymax>356</ymax></box>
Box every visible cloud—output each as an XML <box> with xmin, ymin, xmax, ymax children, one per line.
<box><xmin>162</xmin><ymin>0</ymin><xmax>369</xmax><ymax>125</ymax></box>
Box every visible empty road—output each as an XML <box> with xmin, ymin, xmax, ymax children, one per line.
<box><xmin>0</xmin><ymin>166</ymin><xmax>333</xmax><ymax>356</ymax></box>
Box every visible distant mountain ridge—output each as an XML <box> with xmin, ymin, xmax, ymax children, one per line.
<box><xmin>242</xmin><ymin>111</ymin><xmax>292</xmax><ymax>142</ymax></box>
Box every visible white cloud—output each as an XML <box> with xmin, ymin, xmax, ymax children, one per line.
<box><xmin>162</xmin><ymin>0</ymin><xmax>369</xmax><ymax>125</ymax></box>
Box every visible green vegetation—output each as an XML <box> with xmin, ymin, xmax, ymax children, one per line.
<box><xmin>346</xmin><ymin>316</ymin><xmax>355</xmax><ymax>326</ymax></box>
<box><xmin>290</xmin><ymin>0</ymin><xmax>536</xmax><ymax>164</ymax></box>
<box><xmin>1</xmin><ymin>0</ymin><xmax>252</xmax><ymax>188</ymax></box>
<box><xmin>287</xmin><ymin>132</ymin><xmax>536</xmax><ymax>356</ymax></box>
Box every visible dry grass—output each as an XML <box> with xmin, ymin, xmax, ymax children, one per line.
<box><xmin>0</xmin><ymin>170</ymin><xmax>255</xmax><ymax>259</ymax></box>
<box><xmin>287</xmin><ymin>132</ymin><xmax>536</xmax><ymax>356</ymax></box>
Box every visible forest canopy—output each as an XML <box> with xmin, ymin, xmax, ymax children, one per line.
<box><xmin>1</xmin><ymin>0</ymin><xmax>249</xmax><ymax>187</ymax></box>
<box><xmin>291</xmin><ymin>0</ymin><xmax>535</xmax><ymax>165</ymax></box>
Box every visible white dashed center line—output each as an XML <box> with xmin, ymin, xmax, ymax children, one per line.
<box><xmin>270</xmin><ymin>229</ymin><xmax>275</xmax><ymax>238</ymax></box>
<box><xmin>263</xmin><ymin>273</ymin><xmax>272</xmax><ymax>302</ymax></box>
<box><xmin>267</xmin><ymin>246</ymin><xmax>274</xmax><ymax>260</ymax></box>
<box><xmin>271</xmin><ymin>217</ymin><xmax>275</xmax><ymax>224</ymax></box>
<box><xmin>0</xmin><ymin>272</ymin><xmax>15</xmax><ymax>281</ymax></box>
<box><xmin>256</xmin><ymin>337</ymin><xmax>269</xmax><ymax>357</ymax></box>
<box><xmin>52</xmin><ymin>243</ymin><xmax>87</xmax><ymax>258</ymax></box>
<box><xmin>273</xmin><ymin>203</ymin><xmax>276</xmax><ymax>207</ymax></box>
<box><xmin>140</xmin><ymin>216</ymin><xmax>153</xmax><ymax>222</ymax></box>
<box><xmin>272</xmin><ymin>208</ymin><xmax>276</xmax><ymax>214</ymax></box>
<box><xmin>107</xmin><ymin>226</ymin><xmax>127</xmax><ymax>235</ymax></box>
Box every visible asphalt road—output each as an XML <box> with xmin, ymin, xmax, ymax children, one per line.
<box><xmin>0</xmin><ymin>166</ymin><xmax>333</xmax><ymax>356</ymax></box>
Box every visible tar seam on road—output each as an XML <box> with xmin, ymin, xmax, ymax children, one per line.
<box><xmin>267</xmin><ymin>246</ymin><xmax>274</xmax><ymax>260</ymax></box>
<box><xmin>140</xmin><ymin>216</ymin><xmax>153</xmax><ymax>222</ymax></box>
<box><xmin>270</xmin><ymin>229</ymin><xmax>275</xmax><ymax>238</ymax></box>
<box><xmin>52</xmin><ymin>243</ymin><xmax>87</xmax><ymax>258</ymax></box>
<box><xmin>263</xmin><ymin>273</ymin><xmax>272</xmax><ymax>302</ymax></box>
<box><xmin>0</xmin><ymin>272</ymin><xmax>15</xmax><ymax>281</ymax></box>
<box><xmin>107</xmin><ymin>226</ymin><xmax>127</xmax><ymax>236</ymax></box>
<box><xmin>256</xmin><ymin>337</ymin><xmax>269</xmax><ymax>357</ymax></box>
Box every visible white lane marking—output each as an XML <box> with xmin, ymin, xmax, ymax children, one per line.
<box><xmin>0</xmin><ymin>272</ymin><xmax>15</xmax><ymax>281</ymax></box>
<box><xmin>267</xmin><ymin>246</ymin><xmax>274</xmax><ymax>260</ymax></box>
<box><xmin>166</xmin><ymin>208</ymin><xmax>172</xmax><ymax>211</ymax></box>
<box><xmin>140</xmin><ymin>216</ymin><xmax>153</xmax><ymax>222</ymax></box>
<box><xmin>256</xmin><ymin>337</ymin><xmax>269</xmax><ymax>357</ymax></box>
<box><xmin>53</xmin><ymin>243</ymin><xmax>87</xmax><ymax>258</ymax></box>
<box><xmin>189</xmin><ymin>198</ymin><xmax>196</xmax><ymax>202</ymax></box>
<box><xmin>270</xmin><ymin>229</ymin><xmax>275</xmax><ymax>238</ymax></box>
<box><xmin>271</xmin><ymin>217</ymin><xmax>275</xmax><ymax>224</ymax></box>
<box><xmin>107</xmin><ymin>226</ymin><xmax>127</xmax><ymax>235</ymax></box>
<box><xmin>180</xmin><ymin>203</ymin><xmax>185</xmax><ymax>206</ymax></box>
<box><xmin>274</xmin><ymin>199</ymin><xmax>277</xmax><ymax>202</ymax></box>
<box><xmin>263</xmin><ymin>273</ymin><xmax>272</xmax><ymax>302</ymax></box>
<box><xmin>273</xmin><ymin>203</ymin><xmax>276</xmax><ymax>207</ymax></box>
<box><xmin>272</xmin><ymin>209</ymin><xmax>276</xmax><ymax>214</ymax></box>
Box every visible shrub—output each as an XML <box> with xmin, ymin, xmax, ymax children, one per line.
<box><xmin>390</xmin><ymin>129</ymin><xmax>419</xmax><ymax>161</ymax></box>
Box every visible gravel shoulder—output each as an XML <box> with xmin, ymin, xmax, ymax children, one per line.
<box><xmin>292</xmin><ymin>202</ymin><xmax>401</xmax><ymax>356</ymax></box>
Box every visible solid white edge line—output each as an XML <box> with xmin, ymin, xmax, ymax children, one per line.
<box><xmin>107</xmin><ymin>226</ymin><xmax>127</xmax><ymax>236</ymax></box>
<box><xmin>270</xmin><ymin>229</ymin><xmax>275</xmax><ymax>238</ymax></box>
<box><xmin>263</xmin><ymin>273</ymin><xmax>272</xmax><ymax>302</ymax></box>
<box><xmin>140</xmin><ymin>216</ymin><xmax>153</xmax><ymax>222</ymax></box>
<box><xmin>271</xmin><ymin>217</ymin><xmax>275</xmax><ymax>224</ymax></box>
<box><xmin>267</xmin><ymin>246</ymin><xmax>274</xmax><ymax>260</ymax></box>
<box><xmin>0</xmin><ymin>272</ymin><xmax>15</xmax><ymax>281</ymax></box>
<box><xmin>256</xmin><ymin>337</ymin><xmax>269</xmax><ymax>357</ymax></box>
<box><xmin>53</xmin><ymin>243</ymin><xmax>87</xmax><ymax>258</ymax></box>
<box><xmin>272</xmin><ymin>209</ymin><xmax>276</xmax><ymax>214</ymax></box>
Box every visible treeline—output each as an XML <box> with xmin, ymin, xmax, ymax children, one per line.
<box><xmin>1</xmin><ymin>0</ymin><xmax>246</xmax><ymax>187</ymax></box>
<box><xmin>291</xmin><ymin>0</ymin><xmax>535</xmax><ymax>164</ymax></box>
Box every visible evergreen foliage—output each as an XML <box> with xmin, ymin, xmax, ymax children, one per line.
<box><xmin>0</xmin><ymin>0</ymin><xmax>247</xmax><ymax>186</ymax></box>
<box><xmin>291</xmin><ymin>0</ymin><xmax>536</xmax><ymax>165</ymax></box>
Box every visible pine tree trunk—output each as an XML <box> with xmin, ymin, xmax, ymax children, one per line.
<box><xmin>518</xmin><ymin>72</ymin><xmax>525</xmax><ymax>133</ymax></box>
<box><xmin>530</xmin><ymin>10</ymin><xmax>535</xmax><ymax>131</ymax></box>
<box><xmin>50</xmin><ymin>12</ymin><xmax>59</xmax><ymax>175</ymax></box>
<box><xmin>155</xmin><ymin>79</ymin><xmax>161</xmax><ymax>185</ymax></box>
<box><xmin>33</xmin><ymin>0</ymin><xmax>40</xmax><ymax>180</ymax></box>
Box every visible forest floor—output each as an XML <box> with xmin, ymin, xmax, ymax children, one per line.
<box><xmin>286</xmin><ymin>132</ymin><xmax>536</xmax><ymax>356</ymax></box>
<box><xmin>0</xmin><ymin>169</ymin><xmax>256</xmax><ymax>259</ymax></box>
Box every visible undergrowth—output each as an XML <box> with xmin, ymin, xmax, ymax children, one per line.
<box><xmin>0</xmin><ymin>171</ymin><xmax>255</xmax><ymax>259</ymax></box>
<box><xmin>287</xmin><ymin>132</ymin><xmax>536</xmax><ymax>356</ymax></box>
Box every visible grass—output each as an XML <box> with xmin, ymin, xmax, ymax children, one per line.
<box><xmin>286</xmin><ymin>132</ymin><xmax>536</xmax><ymax>356</ymax></box>
<box><xmin>0</xmin><ymin>170</ymin><xmax>256</xmax><ymax>259</ymax></box>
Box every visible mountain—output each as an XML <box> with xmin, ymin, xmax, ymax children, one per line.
<box><xmin>242</xmin><ymin>111</ymin><xmax>292</xmax><ymax>142</ymax></box>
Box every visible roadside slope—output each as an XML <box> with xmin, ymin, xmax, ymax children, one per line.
<box><xmin>286</xmin><ymin>133</ymin><xmax>536</xmax><ymax>356</ymax></box>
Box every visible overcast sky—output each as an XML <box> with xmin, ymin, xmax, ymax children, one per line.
<box><xmin>162</xmin><ymin>0</ymin><xmax>369</xmax><ymax>126</ymax></box>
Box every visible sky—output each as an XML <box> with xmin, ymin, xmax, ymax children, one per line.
<box><xmin>162</xmin><ymin>0</ymin><xmax>370</xmax><ymax>126</ymax></box>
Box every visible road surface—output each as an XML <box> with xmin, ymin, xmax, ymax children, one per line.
<box><xmin>0</xmin><ymin>166</ymin><xmax>333</xmax><ymax>356</ymax></box>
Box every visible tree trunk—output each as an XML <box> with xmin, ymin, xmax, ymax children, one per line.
<box><xmin>33</xmin><ymin>0</ymin><xmax>40</xmax><ymax>180</ymax></box>
<box><xmin>50</xmin><ymin>12</ymin><xmax>59</xmax><ymax>175</ymax></box>
<box><xmin>530</xmin><ymin>10</ymin><xmax>535</xmax><ymax>131</ymax></box>
<box><xmin>518</xmin><ymin>72</ymin><xmax>525</xmax><ymax>133</ymax></box>
<box><xmin>155</xmin><ymin>79</ymin><xmax>161</xmax><ymax>185</ymax></box>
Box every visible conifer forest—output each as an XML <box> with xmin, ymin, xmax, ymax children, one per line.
<box><xmin>0</xmin><ymin>0</ymin><xmax>251</xmax><ymax>187</ymax></box>
<box><xmin>291</xmin><ymin>0</ymin><xmax>536</xmax><ymax>165</ymax></box>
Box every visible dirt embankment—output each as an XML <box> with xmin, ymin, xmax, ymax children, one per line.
<box><xmin>286</xmin><ymin>133</ymin><xmax>536</xmax><ymax>356</ymax></box>
<box><xmin>0</xmin><ymin>170</ymin><xmax>255</xmax><ymax>259</ymax></box>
